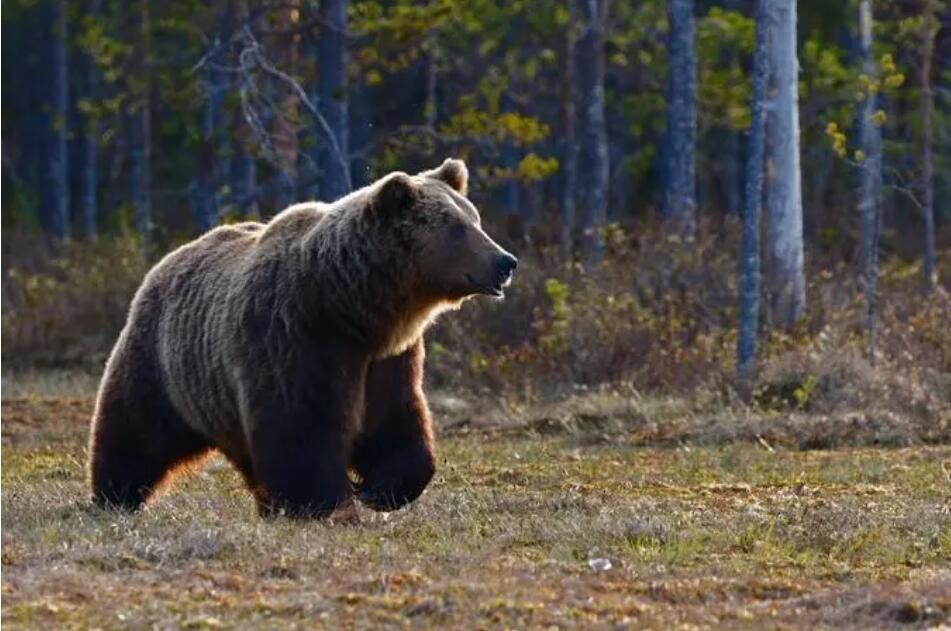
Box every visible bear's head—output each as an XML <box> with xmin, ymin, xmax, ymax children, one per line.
<box><xmin>372</xmin><ymin>158</ymin><xmax>518</xmax><ymax>302</ymax></box>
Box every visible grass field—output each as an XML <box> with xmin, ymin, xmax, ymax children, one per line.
<box><xmin>2</xmin><ymin>383</ymin><xmax>950</xmax><ymax>629</ymax></box>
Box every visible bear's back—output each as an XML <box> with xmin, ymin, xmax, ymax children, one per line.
<box><xmin>137</xmin><ymin>222</ymin><xmax>265</xmax><ymax>433</ymax></box>
<box><xmin>256</xmin><ymin>202</ymin><xmax>330</xmax><ymax>247</ymax></box>
<box><xmin>149</xmin><ymin>222</ymin><xmax>265</xmax><ymax>297</ymax></box>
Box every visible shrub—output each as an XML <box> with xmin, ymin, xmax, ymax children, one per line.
<box><xmin>3</xmin><ymin>220</ymin><xmax>949</xmax><ymax>417</ymax></box>
<box><xmin>1</xmin><ymin>231</ymin><xmax>148</xmax><ymax>366</ymax></box>
<box><xmin>428</xmin><ymin>218</ymin><xmax>951</xmax><ymax>410</ymax></box>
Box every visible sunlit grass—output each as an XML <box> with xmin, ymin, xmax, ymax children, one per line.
<box><xmin>3</xmin><ymin>395</ymin><xmax>950</xmax><ymax>628</ymax></box>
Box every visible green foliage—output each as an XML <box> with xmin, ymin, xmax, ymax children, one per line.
<box><xmin>696</xmin><ymin>7</ymin><xmax>754</xmax><ymax>130</ymax></box>
<box><xmin>816</xmin><ymin>10</ymin><xmax>920</xmax><ymax>171</ymax></box>
<box><xmin>439</xmin><ymin>110</ymin><xmax>550</xmax><ymax>146</ymax></box>
<box><xmin>516</xmin><ymin>154</ymin><xmax>558</xmax><ymax>182</ymax></box>
<box><xmin>753</xmin><ymin>372</ymin><xmax>816</xmax><ymax>411</ymax></box>
<box><xmin>537</xmin><ymin>278</ymin><xmax>570</xmax><ymax>355</ymax></box>
<box><xmin>825</xmin><ymin>121</ymin><xmax>848</xmax><ymax>158</ymax></box>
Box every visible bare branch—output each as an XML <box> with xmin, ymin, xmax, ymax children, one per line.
<box><xmin>235</xmin><ymin>26</ymin><xmax>352</xmax><ymax>192</ymax></box>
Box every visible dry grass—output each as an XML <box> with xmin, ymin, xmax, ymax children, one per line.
<box><xmin>3</xmin><ymin>389</ymin><xmax>950</xmax><ymax>630</ymax></box>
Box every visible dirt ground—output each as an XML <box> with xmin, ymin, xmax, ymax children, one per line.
<box><xmin>2</xmin><ymin>391</ymin><xmax>949</xmax><ymax>629</ymax></box>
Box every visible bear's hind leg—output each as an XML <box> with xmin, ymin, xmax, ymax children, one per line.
<box><xmin>89</xmin><ymin>384</ymin><xmax>210</xmax><ymax>511</ymax></box>
<box><xmin>353</xmin><ymin>339</ymin><xmax>435</xmax><ymax>512</ymax></box>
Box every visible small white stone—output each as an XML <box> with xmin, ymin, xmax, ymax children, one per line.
<box><xmin>588</xmin><ymin>557</ymin><xmax>612</xmax><ymax>571</ymax></box>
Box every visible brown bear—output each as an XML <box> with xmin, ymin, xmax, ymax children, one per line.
<box><xmin>87</xmin><ymin>159</ymin><xmax>517</xmax><ymax>518</ymax></box>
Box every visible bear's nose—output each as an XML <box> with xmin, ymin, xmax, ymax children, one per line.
<box><xmin>496</xmin><ymin>254</ymin><xmax>518</xmax><ymax>278</ymax></box>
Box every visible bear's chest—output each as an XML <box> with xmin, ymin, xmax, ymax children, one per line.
<box><xmin>377</xmin><ymin>300</ymin><xmax>459</xmax><ymax>358</ymax></box>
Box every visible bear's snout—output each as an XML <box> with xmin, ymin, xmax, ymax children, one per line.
<box><xmin>496</xmin><ymin>253</ymin><xmax>518</xmax><ymax>285</ymax></box>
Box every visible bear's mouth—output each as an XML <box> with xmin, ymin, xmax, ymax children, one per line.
<box><xmin>466</xmin><ymin>274</ymin><xmax>505</xmax><ymax>298</ymax></box>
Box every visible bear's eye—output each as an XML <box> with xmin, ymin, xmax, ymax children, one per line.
<box><xmin>448</xmin><ymin>223</ymin><xmax>467</xmax><ymax>241</ymax></box>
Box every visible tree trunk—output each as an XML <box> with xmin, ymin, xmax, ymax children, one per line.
<box><xmin>316</xmin><ymin>0</ymin><xmax>350</xmax><ymax>201</ymax></box>
<box><xmin>129</xmin><ymin>0</ymin><xmax>152</xmax><ymax>243</ymax></box>
<box><xmin>576</xmin><ymin>0</ymin><xmax>610</xmax><ymax>260</ymax></box>
<box><xmin>921</xmin><ymin>1</ymin><xmax>937</xmax><ymax>291</ymax></box>
<box><xmin>722</xmin><ymin>128</ymin><xmax>742</xmax><ymax>216</ymax></box>
<box><xmin>19</xmin><ymin>6</ymin><xmax>46</xmax><ymax>223</ymax></box>
<box><xmin>857</xmin><ymin>0</ymin><xmax>882</xmax><ymax>364</ymax></box>
<box><xmin>559</xmin><ymin>0</ymin><xmax>578</xmax><ymax>257</ymax></box>
<box><xmin>232</xmin><ymin>149</ymin><xmax>258</xmax><ymax>219</ymax></box>
<box><xmin>215</xmin><ymin>4</ymin><xmax>234</xmax><ymax>205</ymax></box>
<box><xmin>722</xmin><ymin>0</ymin><xmax>743</xmax><ymax>217</ymax></box>
<box><xmin>663</xmin><ymin>0</ymin><xmax>696</xmax><ymax>240</ymax></box>
<box><xmin>737</xmin><ymin>0</ymin><xmax>770</xmax><ymax>387</ymax></box>
<box><xmin>425</xmin><ymin>36</ymin><xmax>439</xmax><ymax>130</ymax></box>
<box><xmin>808</xmin><ymin>146</ymin><xmax>831</xmax><ymax>239</ymax></box>
<box><xmin>764</xmin><ymin>0</ymin><xmax>805</xmax><ymax>328</ymax></box>
<box><xmin>274</xmin><ymin>2</ymin><xmax>300</xmax><ymax>209</ymax></box>
<box><xmin>81</xmin><ymin>94</ymin><xmax>98</xmax><ymax>240</ymax></box>
<box><xmin>102</xmin><ymin>0</ymin><xmax>128</xmax><ymax>220</ymax></box>
<box><xmin>194</xmin><ymin>57</ymin><xmax>221</xmax><ymax>234</ymax></box>
<box><xmin>80</xmin><ymin>0</ymin><xmax>101</xmax><ymax>240</ymax></box>
<box><xmin>48</xmin><ymin>0</ymin><xmax>70</xmax><ymax>239</ymax></box>
<box><xmin>230</xmin><ymin>0</ymin><xmax>258</xmax><ymax>219</ymax></box>
<box><xmin>194</xmin><ymin>5</ymin><xmax>233</xmax><ymax>234</ymax></box>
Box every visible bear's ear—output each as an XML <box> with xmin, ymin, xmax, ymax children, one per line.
<box><xmin>422</xmin><ymin>158</ymin><xmax>468</xmax><ymax>195</ymax></box>
<box><xmin>373</xmin><ymin>172</ymin><xmax>418</xmax><ymax>215</ymax></box>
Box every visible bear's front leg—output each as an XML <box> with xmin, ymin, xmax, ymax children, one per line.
<box><xmin>246</xmin><ymin>358</ymin><xmax>367</xmax><ymax>519</ymax></box>
<box><xmin>353</xmin><ymin>339</ymin><xmax>436</xmax><ymax>511</ymax></box>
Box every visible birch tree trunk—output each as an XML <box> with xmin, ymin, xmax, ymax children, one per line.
<box><xmin>920</xmin><ymin>1</ymin><xmax>938</xmax><ymax>291</ymax></box>
<box><xmin>857</xmin><ymin>0</ymin><xmax>882</xmax><ymax>364</ymax></box>
<box><xmin>48</xmin><ymin>0</ymin><xmax>70</xmax><ymax>239</ymax></box>
<box><xmin>576</xmin><ymin>0</ymin><xmax>610</xmax><ymax>260</ymax></box>
<box><xmin>663</xmin><ymin>0</ymin><xmax>696</xmax><ymax>241</ymax></box>
<box><xmin>316</xmin><ymin>0</ymin><xmax>351</xmax><ymax>201</ymax></box>
<box><xmin>737</xmin><ymin>0</ymin><xmax>769</xmax><ymax>387</ymax></box>
<box><xmin>764</xmin><ymin>0</ymin><xmax>805</xmax><ymax>328</ymax></box>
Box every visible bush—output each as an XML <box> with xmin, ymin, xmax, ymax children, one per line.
<box><xmin>1</xmin><ymin>231</ymin><xmax>148</xmax><ymax>366</ymax></box>
<box><xmin>431</xmin><ymin>220</ymin><xmax>950</xmax><ymax>402</ymax></box>
<box><xmin>428</xmin><ymin>221</ymin><xmax>742</xmax><ymax>398</ymax></box>
<box><xmin>3</xmin><ymin>220</ymin><xmax>949</xmax><ymax>417</ymax></box>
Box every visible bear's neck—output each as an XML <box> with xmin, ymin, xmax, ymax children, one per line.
<box><xmin>297</xmin><ymin>209</ymin><xmax>444</xmax><ymax>358</ymax></box>
<box><xmin>376</xmin><ymin>297</ymin><xmax>460</xmax><ymax>358</ymax></box>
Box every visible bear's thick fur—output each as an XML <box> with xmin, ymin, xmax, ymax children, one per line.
<box><xmin>87</xmin><ymin>159</ymin><xmax>517</xmax><ymax>518</ymax></box>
